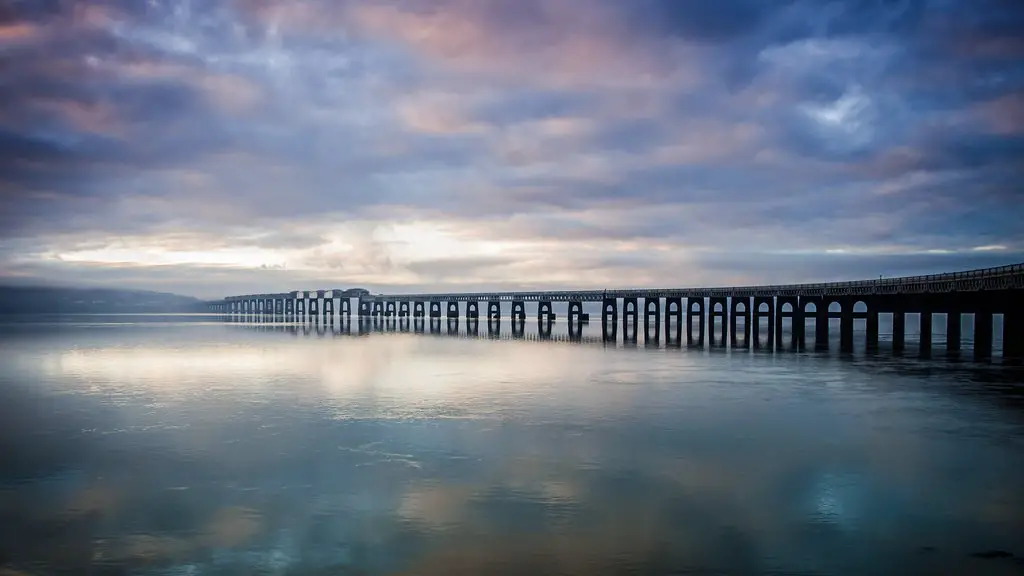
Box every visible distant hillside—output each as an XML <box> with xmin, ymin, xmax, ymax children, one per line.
<box><xmin>0</xmin><ymin>286</ymin><xmax>202</xmax><ymax>314</ymax></box>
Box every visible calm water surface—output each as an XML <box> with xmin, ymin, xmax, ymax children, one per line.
<box><xmin>1</xmin><ymin>315</ymin><xmax>1023</xmax><ymax>575</ymax></box>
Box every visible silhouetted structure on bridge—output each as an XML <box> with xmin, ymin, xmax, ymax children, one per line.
<box><xmin>206</xmin><ymin>263</ymin><xmax>1024</xmax><ymax>361</ymax></box>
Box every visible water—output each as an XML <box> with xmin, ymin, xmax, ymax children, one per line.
<box><xmin>1</xmin><ymin>315</ymin><xmax>1023</xmax><ymax>575</ymax></box>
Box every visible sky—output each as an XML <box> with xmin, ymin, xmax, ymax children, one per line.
<box><xmin>1</xmin><ymin>0</ymin><xmax>1022</xmax><ymax>298</ymax></box>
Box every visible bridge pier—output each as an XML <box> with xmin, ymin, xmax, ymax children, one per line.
<box><xmin>297</xmin><ymin>298</ymin><xmax>306</xmax><ymax>318</ymax></box>
<box><xmin>1005</xmin><ymin>307</ymin><xmax>1024</xmax><ymax>362</ymax></box>
<box><xmin>665</xmin><ymin>298</ymin><xmax>683</xmax><ymax>347</ymax></box>
<box><xmin>709</xmin><ymin>297</ymin><xmax>727</xmax><ymax>348</ymax></box>
<box><xmin>511</xmin><ymin>316</ymin><xmax>525</xmax><ymax>338</ymax></box>
<box><xmin>865</xmin><ymin>304</ymin><xmax>879</xmax><ymax>350</ymax></box>
<box><xmin>753</xmin><ymin>297</ymin><xmax>774</xmax><ymax>350</ymax></box>
<box><xmin>467</xmin><ymin>301</ymin><xmax>480</xmax><ymax>319</ymax></box>
<box><xmin>398</xmin><ymin>301</ymin><xmax>410</xmax><ymax>318</ymax></box>
<box><xmin>369</xmin><ymin>301</ymin><xmax>381</xmax><ymax>318</ymax></box>
<box><xmin>731</xmin><ymin>297</ymin><xmax>751</xmax><ymax>349</ymax></box>
<box><xmin>414</xmin><ymin>301</ymin><xmax>425</xmax><ymax>318</ymax></box>
<box><xmin>429</xmin><ymin>301</ymin><xmax>442</xmax><ymax>319</ymax></box>
<box><xmin>538</xmin><ymin>313</ymin><xmax>552</xmax><ymax>339</ymax></box>
<box><xmin>538</xmin><ymin>301</ymin><xmax>554</xmax><ymax>322</ymax></box>
<box><xmin>644</xmin><ymin>298</ymin><xmax>660</xmax><ymax>344</ymax></box>
<box><xmin>975</xmin><ymin>311</ymin><xmax>993</xmax><ymax>360</ymax></box>
<box><xmin>622</xmin><ymin>298</ymin><xmax>638</xmax><ymax>343</ymax></box>
<box><xmin>487</xmin><ymin>301</ymin><xmax>500</xmax><ymax>320</ymax></box>
<box><xmin>812</xmin><ymin>299</ymin><xmax>828</xmax><ymax>350</ymax></box>
<box><xmin>920</xmin><ymin>310</ymin><xmax>933</xmax><ymax>356</ymax></box>
<box><xmin>467</xmin><ymin>317</ymin><xmax>479</xmax><ymax>335</ymax></box>
<box><xmin>511</xmin><ymin>300</ymin><xmax>526</xmax><ymax>322</ymax></box>
<box><xmin>777</xmin><ymin>296</ymin><xmax>799</xmax><ymax>350</ymax></box>
<box><xmin>829</xmin><ymin>297</ymin><xmax>851</xmax><ymax>352</ymax></box>
<box><xmin>385</xmin><ymin>301</ymin><xmax>396</xmax><ymax>317</ymax></box>
<box><xmin>687</xmin><ymin>297</ymin><xmax>705</xmax><ymax>348</ymax></box>
<box><xmin>568</xmin><ymin>301</ymin><xmax>584</xmax><ymax>339</ymax></box>
<box><xmin>324</xmin><ymin>297</ymin><xmax>334</xmax><ymax>319</ymax></box>
<box><xmin>309</xmin><ymin>297</ymin><xmax>319</xmax><ymax>319</ymax></box>
<box><xmin>946</xmin><ymin>311</ymin><xmax>962</xmax><ymax>352</ymax></box>
<box><xmin>447</xmin><ymin>301</ymin><xmax>459</xmax><ymax>319</ymax></box>
<box><xmin>602</xmin><ymin>298</ymin><xmax>618</xmax><ymax>342</ymax></box>
<box><xmin>893</xmin><ymin>309</ymin><xmax>906</xmax><ymax>353</ymax></box>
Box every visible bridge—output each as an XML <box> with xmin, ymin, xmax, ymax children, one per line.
<box><xmin>206</xmin><ymin>262</ymin><xmax>1024</xmax><ymax>360</ymax></box>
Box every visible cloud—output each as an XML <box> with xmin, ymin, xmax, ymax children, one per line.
<box><xmin>0</xmin><ymin>0</ymin><xmax>1021</xmax><ymax>296</ymax></box>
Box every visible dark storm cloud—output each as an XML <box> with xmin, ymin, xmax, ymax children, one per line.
<box><xmin>0</xmin><ymin>0</ymin><xmax>1021</xmax><ymax>293</ymax></box>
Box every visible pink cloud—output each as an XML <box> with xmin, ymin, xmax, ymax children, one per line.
<box><xmin>974</xmin><ymin>93</ymin><xmax>1024</xmax><ymax>136</ymax></box>
<box><xmin>0</xmin><ymin>22</ymin><xmax>40</xmax><ymax>44</ymax></box>
<box><xmin>348</xmin><ymin>1</ymin><xmax>703</xmax><ymax>90</ymax></box>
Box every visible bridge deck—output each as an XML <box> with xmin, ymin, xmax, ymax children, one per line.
<box><xmin>217</xmin><ymin>262</ymin><xmax>1024</xmax><ymax>303</ymax></box>
<box><xmin>367</xmin><ymin>262</ymin><xmax>1024</xmax><ymax>301</ymax></box>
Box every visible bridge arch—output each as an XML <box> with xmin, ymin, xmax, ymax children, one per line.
<box><xmin>646</xmin><ymin>299</ymin><xmax>659</xmax><ymax>315</ymax></box>
<box><xmin>568</xmin><ymin>301</ymin><xmax>583</xmax><ymax>318</ymax></box>
<box><xmin>735</xmin><ymin>301</ymin><xmax>747</xmax><ymax>313</ymax></box>
<box><xmin>538</xmin><ymin>301</ymin><xmax>553</xmax><ymax>318</ymax></box>
<box><xmin>782</xmin><ymin>302</ymin><xmax>793</xmax><ymax>313</ymax></box>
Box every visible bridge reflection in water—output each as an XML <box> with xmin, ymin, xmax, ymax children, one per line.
<box><xmin>207</xmin><ymin>263</ymin><xmax>1024</xmax><ymax>362</ymax></box>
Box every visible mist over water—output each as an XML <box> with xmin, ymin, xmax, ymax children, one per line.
<box><xmin>1</xmin><ymin>315</ymin><xmax>1023</xmax><ymax>575</ymax></box>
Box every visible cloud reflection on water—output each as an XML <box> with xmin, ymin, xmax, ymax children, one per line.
<box><xmin>0</xmin><ymin>321</ymin><xmax>1023</xmax><ymax>574</ymax></box>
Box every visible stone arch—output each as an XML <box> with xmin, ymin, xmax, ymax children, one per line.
<box><xmin>758</xmin><ymin>302</ymin><xmax>770</xmax><ymax>313</ymax></box>
<box><xmin>782</xmin><ymin>302</ymin><xmax>793</xmax><ymax>313</ymax></box>
<box><xmin>714</xmin><ymin>302</ymin><xmax>724</xmax><ymax>312</ymax></box>
<box><xmin>803</xmin><ymin>301</ymin><xmax>817</xmax><ymax>313</ymax></box>
<box><xmin>853</xmin><ymin>300</ymin><xmax>868</xmax><ymax>313</ymax></box>
<box><xmin>735</xmin><ymin>301</ymin><xmax>747</xmax><ymax>312</ymax></box>
<box><xmin>828</xmin><ymin>301</ymin><xmax>842</xmax><ymax>314</ymax></box>
<box><xmin>646</xmin><ymin>299</ymin><xmax>658</xmax><ymax>314</ymax></box>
